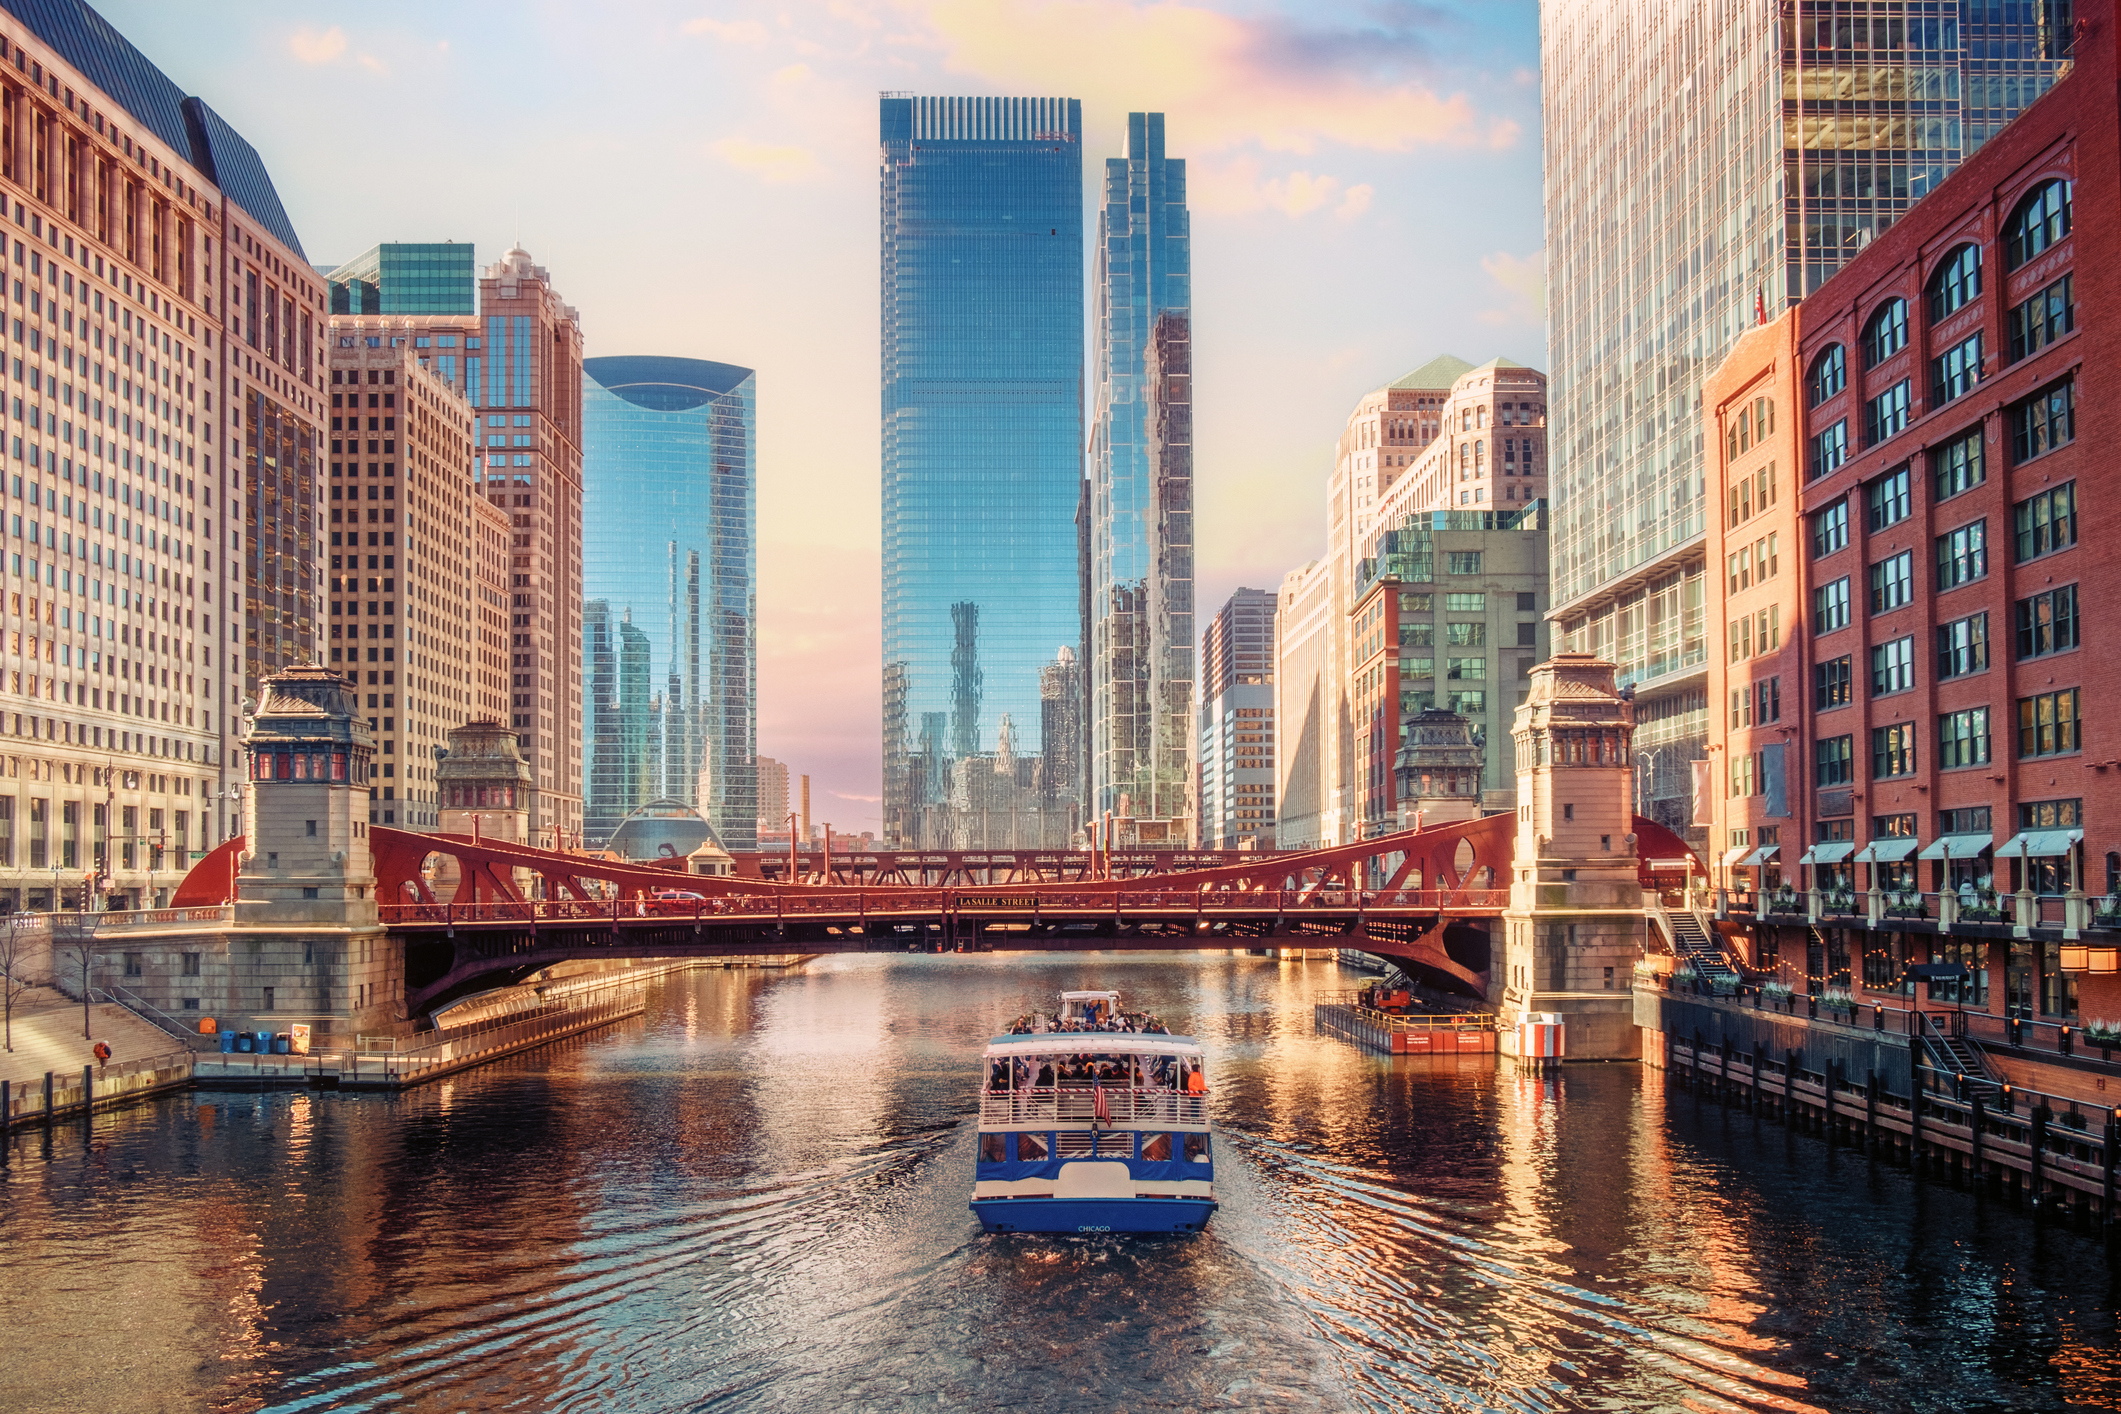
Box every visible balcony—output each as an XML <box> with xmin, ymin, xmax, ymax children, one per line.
<box><xmin>1716</xmin><ymin>886</ymin><xmax>2102</xmax><ymax>939</ymax></box>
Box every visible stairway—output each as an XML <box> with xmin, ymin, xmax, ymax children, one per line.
<box><xmin>1668</xmin><ymin>910</ymin><xmax>1739</xmax><ymax>988</ymax></box>
<box><xmin>1918</xmin><ymin>1014</ymin><xmax>2001</xmax><ymax>1098</ymax></box>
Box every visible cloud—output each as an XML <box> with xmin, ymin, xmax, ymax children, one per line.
<box><xmin>1478</xmin><ymin>249</ymin><xmax>1545</xmax><ymax>325</ymax></box>
<box><xmin>288</xmin><ymin>26</ymin><xmax>348</xmax><ymax>65</ymax></box>
<box><xmin>915</xmin><ymin>0</ymin><xmax>1515</xmax><ymax>154</ymax></box>
<box><xmin>1188</xmin><ymin>158</ymin><xmax>1374</xmax><ymax>220</ymax></box>
<box><xmin>711</xmin><ymin>137</ymin><xmax>824</xmax><ymax>183</ymax></box>
<box><xmin>684</xmin><ymin>16</ymin><xmax>773</xmax><ymax>45</ymax></box>
<box><xmin>831</xmin><ymin>791</ymin><xmax>883</xmax><ymax>804</ymax></box>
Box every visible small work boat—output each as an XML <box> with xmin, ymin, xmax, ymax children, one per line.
<box><xmin>971</xmin><ymin>990</ymin><xmax>1217</xmax><ymax>1234</ymax></box>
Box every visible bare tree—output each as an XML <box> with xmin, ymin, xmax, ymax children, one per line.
<box><xmin>53</xmin><ymin>913</ymin><xmax>96</xmax><ymax>1040</ymax></box>
<box><xmin>0</xmin><ymin>915</ymin><xmax>31</xmax><ymax>1052</ymax></box>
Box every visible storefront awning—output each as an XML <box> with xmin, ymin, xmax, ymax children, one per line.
<box><xmin>1853</xmin><ymin>837</ymin><xmax>1921</xmax><ymax>864</ymax></box>
<box><xmin>1917</xmin><ymin>833</ymin><xmax>1993</xmax><ymax>860</ymax></box>
<box><xmin>1994</xmin><ymin>828</ymin><xmax>2083</xmax><ymax>859</ymax></box>
<box><xmin>1798</xmin><ymin>842</ymin><xmax>1857</xmax><ymax>865</ymax></box>
<box><xmin>1738</xmin><ymin>845</ymin><xmax>1780</xmax><ymax>867</ymax></box>
<box><xmin>1720</xmin><ymin>846</ymin><xmax>1748</xmax><ymax>867</ymax></box>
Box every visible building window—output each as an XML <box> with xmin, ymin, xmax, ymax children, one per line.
<box><xmin>1927</xmin><ymin>243</ymin><xmax>1981</xmax><ymax>320</ymax></box>
<box><xmin>1809</xmin><ymin>420</ymin><xmax>1848</xmax><ymax>480</ymax></box>
<box><xmin>2008</xmin><ymin>274</ymin><xmax>2074</xmax><ymax>361</ymax></box>
<box><xmin>1815</xmin><ymin>577</ymin><xmax>1851</xmax><ymax>634</ymax></box>
<box><xmin>2012</xmin><ymin>378</ymin><xmax>2074</xmax><ymax>462</ymax></box>
<box><xmin>2013</xmin><ymin>481</ymin><xmax>2076</xmax><ymax>562</ymax></box>
<box><xmin>1443</xmin><ymin>593</ymin><xmax>1485</xmax><ymax>612</ymax></box>
<box><xmin>1871</xmin><ymin>724</ymin><xmax>1917</xmax><ymax>780</ymax></box>
<box><xmin>1814</xmin><ymin>656</ymin><xmax>1852</xmax><ymax>710</ymax></box>
<box><xmin>1939</xmin><ymin>708</ymin><xmax>1991</xmax><ymax>769</ymax></box>
<box><xmin>2017</xmin><ymin>688</ymin><xmax>2081</xmax><ymax>758</ymax></box>
<box><xmin>1816</xmin><ymin>735</ymin><xmax>1854</xmax><ymax>787</ymax></box>
<box><xmin>1446</xmin><ymin>551</ymin><xmax>1482</xmax><ymax>575</ymax></box>
<box><xmin>1445</xmin><ymin>622</ymin><xmax>1486</xmax><ymax>647</ymax></box>
<box><xmin>1931</xmin><ymin>427</ymin><xmax>1985</xmax><ymax>501</ymax></box>
<box><xmin>2005</xmin><ymin>178</ymin><xmax>2072</xmax><ymax>270</ymax></box>
<box><xmin>1934</xmin><ymin>520</ymin><xmax>1986</xmax><ymax>590</ymax></box>
<box><xmin>1811</xmin><ymin>500</ymin><xmax>1849</xmax><ymax>557</ymax></box>
<box><xmin>1864</xmin><ymin>380</ymin><xmax>1912</xmax><ymax>447</ymax></box>
<box><xmin>1936</xmin><ymin>612</ymin><xmax>1989</xmax><ymax>679</ymax></box>
<box><xmin>1862</xmin><ymin>298</ymin><xmax>1909</xmax><ymax>368</ymax></box>
<box><xmin>1808</xmin><ymin>344</ymin><xmax>1847</xmax><ymax>406</ymax></box>
<box><xmin>1868</xmin><ymin>551</ymin><xmax>1913</xmax><ymax>614</ymax></box>
<box><xmin>1932</xmin><ymin>334</ymin><xmax>1983</xmax><ymax>405</ymax></box>
<box><xmin>1865</xmin><ymin>466</ymin><xmax>1911</xmax><ymax>530</ymax></box>
<box><xmin>2015</xmin><ymin>585</ymin><xmax>2079</xmax><ymax>660</ymax></box>
<box><xmin>1871</xmin><ymin>636</ymin><xmax>1914</xmax><ymax>696</ymax></box>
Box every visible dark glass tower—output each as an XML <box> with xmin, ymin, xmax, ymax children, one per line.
<box><xmin>1089</xmin><ymin>112</ymin><xmax>1191</xmax><ymax>839</ymax></box>
<box><xmin>582</xmin><ymin>356</ymin><xmax>756</xmax><ymax>851</ymax></box>
<box><xmin>880</xmin><ymin>94</ymin><xmax>1085</xmax><ymax>848</ymax></box>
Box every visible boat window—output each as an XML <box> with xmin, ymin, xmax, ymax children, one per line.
<box><xmin>1140</xmin><ymin>1132</ymin><xmax>1172</xmax><ymax>1161</ymax></box>
<box><xmin>979</xmin><ymin>1134</ymin><xmax>1007</xmax><ymax>1163</ymax></box>
<box><xmin>1184</xmin><ymin>1134</ymin><xmax>1212</xmax><ymax>1164</ymax></box>
<box><xmin>1015</xmin><ymin>1131</ymin><xmax>1048</xmax><ymax>1160</ymax></box>
<box><xmin>1097</xmin><ymin>1132</ymin><xmax>1134</xmax><ymax>1159</ymax></box>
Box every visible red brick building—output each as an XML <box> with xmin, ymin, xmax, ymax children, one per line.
<box><xmin>1715</xmin><ymin>2</ymin><xmax>2121</xmax><ymax>1032</ymax></box>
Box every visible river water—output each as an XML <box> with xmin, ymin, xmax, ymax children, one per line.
<box><xmin>4</xmin><ymin>952</ymin><xmax>2121</xmax><ymax>1413</ymax></box>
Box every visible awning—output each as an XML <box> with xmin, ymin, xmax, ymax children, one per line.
<box><xmin>1739</xmin><ymin>845</ymin><xmax>1780</xmax><ymax>867</ymax></box>
<box><xmin>1720</xmin><ymin>846</ymin><xmax>1748</xmax><ymax>867</ymax></box>
<box><xmin>1994</xmin><ymin>828</ymin><xmax>2083</xmax><ymax>859</ymax></box>
<box><xmin>1798</xmin><ymin>842</ymin><xmax>1857</xmax><ymax>865</ymax></box>
<box><xmin>1907</xmin><ymin>962</ymin><xmax>1971</xmax><ymax>981</ymax></box>
<box><xmin>1853</xmin><ymin>837</ymin><xmax>1921</xmax><ymax>864</ymax></box>
<box><xmin>1918</xmin><ymin>833</ymin><xmax>1993</xmax><ymax>860</ymax></box>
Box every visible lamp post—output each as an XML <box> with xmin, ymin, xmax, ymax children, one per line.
<box><xmin>787</xmin><ymin>812</ymin><xmax>799</xmax><ymax>882</ymax></box>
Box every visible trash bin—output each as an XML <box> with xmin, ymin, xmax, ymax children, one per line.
<box><xmin>272</xmin><ymin>1034</ymin><xmax>291</xmax><ymax>1055</ymax></box>
<box><xmin>234</xmin><ymin>1033</ymin><xmax>253</xmax><ymax>1053</ymax></box>
<box><xmin>253</xmin><ymin>1031</ymin><xmax>272</xmax><ymax>1053</ymax></box>
<box><xmin>218</xmin><ymin>1030</ymin><xmax>236</xmax><ymax>1054</ymax></box>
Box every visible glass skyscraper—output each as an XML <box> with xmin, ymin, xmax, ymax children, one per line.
<box><xmin>326</xmin><ymin>243</ymin><xmax>476</xmax><ymax>315</ymax></box>
<box><xmin>582</xmin><ymin>356</ymin><xmax>756</xmax><ymax>851</ymax></box>
<box><xmin>1541</xmin><ymin>0</ymin><xmax>2070</xmax><ymax>836</ymax></box>
<box><xmin>1089</xmin><ymin>112</ymin><xmax>1192</xmax><ymax>839</ymax></box>
<box><xmin>880</xmin><ymin>94</ymin><xmax>1086</xmax><ymax>849</ymax></box>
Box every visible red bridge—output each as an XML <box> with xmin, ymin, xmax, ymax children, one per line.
<box><xmin>203</xmin><ymin>812</ymin><xmax>1685</xmax><ymax>1017</ymax></box>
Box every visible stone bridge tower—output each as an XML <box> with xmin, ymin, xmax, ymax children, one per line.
<box><xmin>1499</xmin><ymin>655</ymin><xmax>1645</xmax><ymax>1059</ymax></box>
<box><xmin>239</xmin><ymin>665</ymin><xmax>379</xmax><ymax>928</ymax></box>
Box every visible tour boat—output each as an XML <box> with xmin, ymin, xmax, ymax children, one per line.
<box><xmin>971</xmin><ymin>990</ymin><xmax>1217</xmax><ymax>1235</ymax></box>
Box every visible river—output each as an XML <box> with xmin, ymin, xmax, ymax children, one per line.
<box><xmin>3</xmin><ymin>951</ymin><xmax>2119</xmax><ymax>1412</ymax></box>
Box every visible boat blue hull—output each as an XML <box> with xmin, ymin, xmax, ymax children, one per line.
<box><xmin>971</xmin><ymin>1197</ymin><xmax>1217</xmax><ymax>1234</ymax></box>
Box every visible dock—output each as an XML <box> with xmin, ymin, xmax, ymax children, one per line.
<box><xmin>1314</xmin><ymin>993</ymin><xmax>1498</xmax><ymax>1055</ymax></box>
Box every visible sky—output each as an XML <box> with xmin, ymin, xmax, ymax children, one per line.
<box><xmin>104</xmin><ymin>0</ymin><xmax>1547</xmax><ymax>835</ymax></box>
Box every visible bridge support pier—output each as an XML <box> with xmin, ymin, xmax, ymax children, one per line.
<box><xmin>1497</xmin><ymin>655</ymin><xmax>1649</xmax><ymax>1062</ymax></box>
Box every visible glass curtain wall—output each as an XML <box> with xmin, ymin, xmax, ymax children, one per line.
<box><xmin>1541</xmin><ymin>0</ymin><xmax>2069</xmax><ymax>836</ymax></box>
<box><xmin>581</xmin><ymin>356</ymin><xmax>756</xmax><ymax>850</ymax></box>
<box><xmin>1090</xmin><ymin>111</ymin><xmax>1193</xmax><ymax>837</ymax></box>
<box><xmin>880</xmin><ymin>94</ymin><xmax>1086</xmax><ymax>849</ymax></box>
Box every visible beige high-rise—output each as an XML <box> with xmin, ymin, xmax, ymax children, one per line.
<box><xmin>0</xmin><ymin>14</ymin><xmax>327</xmax><ymax>909</ymax></box>
<box><xmin>324</xmin><ymin>329</ymin><xmax>506</xmax><ymax>830</ymax></box>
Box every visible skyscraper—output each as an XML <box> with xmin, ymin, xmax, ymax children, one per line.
<box><xmin>326</xmin><ymin>243</ymin><xmax>476</xmax><ymax>316</ymax></box>
<box><xmin>879</xmin><ymin>94</ymin><xmax>1085</xmax><ymax>849</ymax></box>
<box><xmin>1197</xmin><ymin>588</ymin><xmax>1275</xmax><ymax>849</ymax></box>
<box><xmin>581</xmin><ymin>355</ymin><xmax>756</xmax><ymax>850</ymax></box>
<box><xmin>0</xmin><ymin>0</ymin><xmax>324</xmax><ymax>908</ymax></box>
<box><xmin>1541</xmin><ymin>0</ymin><xmax>2071</xmax><ymax>837</ymax></box>
<box><xmin>1089</xmin><ymin>111</ymin><xmax>1193</xmax><ymax>843</ymax></box>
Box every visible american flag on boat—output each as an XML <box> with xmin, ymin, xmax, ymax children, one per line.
<box><xmin>1093</xmin><ymin>1080</ymin><xmax>1110</xmax><ymax>1124</ymax></box>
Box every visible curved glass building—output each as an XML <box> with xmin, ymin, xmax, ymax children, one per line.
<box><xmin>582</xmin><ymin>356</ymin><xmax>756</xmax><ymax>851</ymax></box>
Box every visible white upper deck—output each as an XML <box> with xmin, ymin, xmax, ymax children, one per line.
<box><xmin>983</xmin><ymin>1033</ymin><xmax>1203</xmax><ymax>1060</ymax></box>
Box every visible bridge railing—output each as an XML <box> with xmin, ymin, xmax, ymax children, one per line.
<box><xmin>378</xmin><ymin>886</ymin><xmax>1511</xmax><ymax>928</ymax></box>
<box><xmin>979</xmin><ymin>1089</ymin><xmax>1211</xmax><ymax>1128</ymax></box>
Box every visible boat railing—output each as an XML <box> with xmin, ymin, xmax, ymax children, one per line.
<box><xmin>980</xmin><ymin>1088</ymin><xmax>1210</xmax><ymax>1127</ymax></box>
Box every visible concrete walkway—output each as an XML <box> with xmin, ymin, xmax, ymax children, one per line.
<box><xmin>0</xmin><ymin>986</ymin><xmax>191</xmax><ymax>1087</ymax></box>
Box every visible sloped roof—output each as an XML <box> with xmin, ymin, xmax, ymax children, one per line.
<box><xmin>1390</xmin><ymin>354</ymin><xmax>1476</xmax><ymax>391</ymax></box>
<box><xmin>1471</xmin><ymin>356</ymin><xmax>1539</xmax><ymax>373</ymax></box>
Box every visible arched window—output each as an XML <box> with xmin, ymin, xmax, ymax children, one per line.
<box><xmin>2006</xmin><ymin>179</ymin><xmax>2072</xmax><ymax>269</ymax></box>
<box><xmin>1927</xmin><ymin>244</ymin><xmax>1981</xmax><ymax>321</ymax></box>
<box><xmin>1808</xmin><ymin>344</ymin><xmax>1847</xmax><ymax>406</ymax></box>
<box><xmin>1862</xmin><ymin>298</ymin><xmax>1908</xmax><ymax>368</ymax></box>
